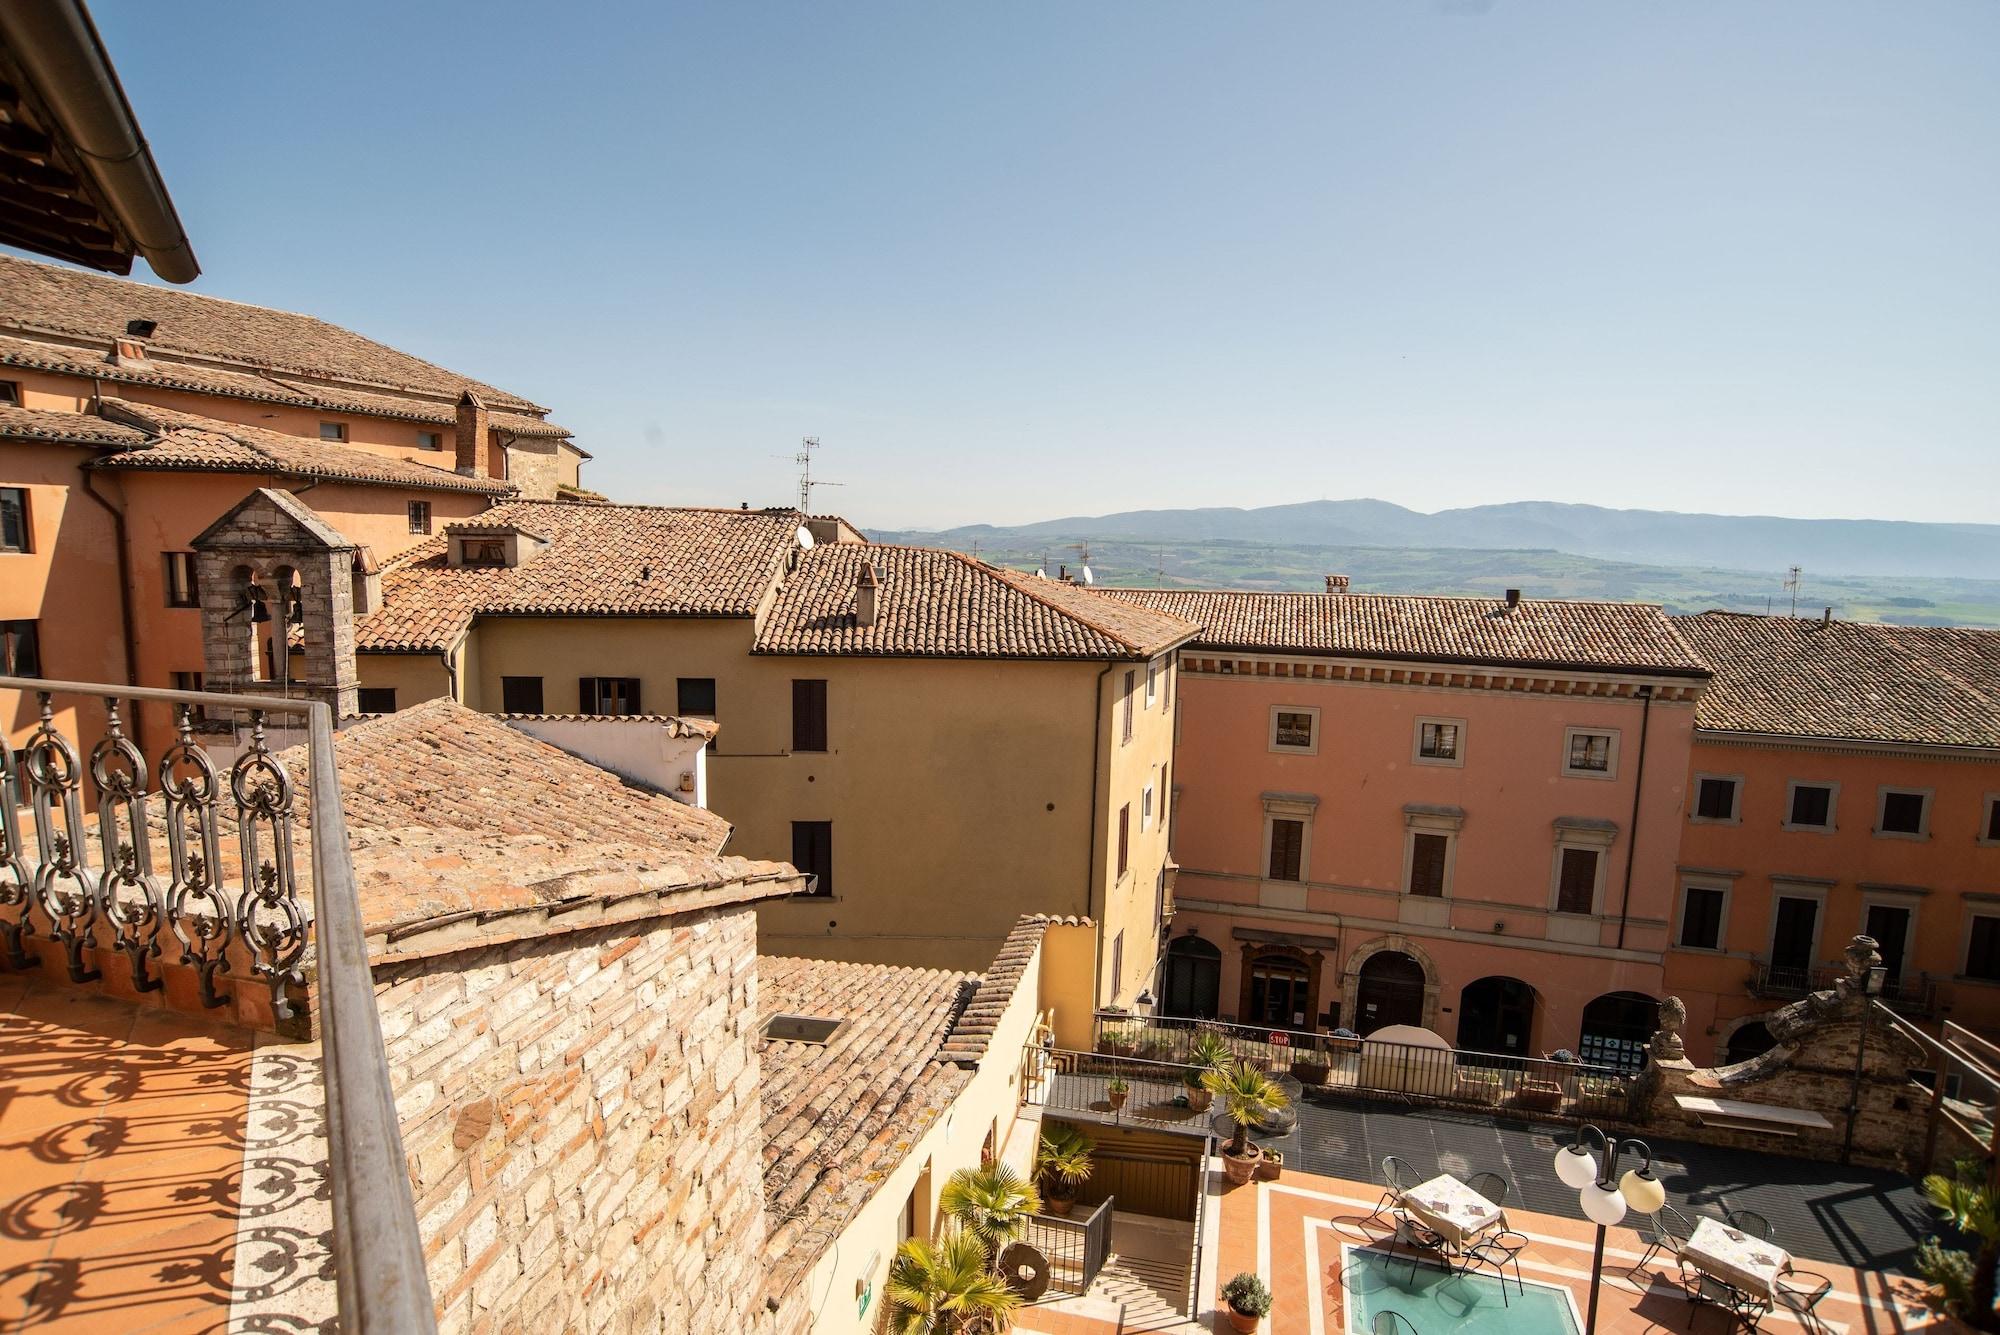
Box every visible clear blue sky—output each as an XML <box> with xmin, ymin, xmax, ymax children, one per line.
<box><xmin>79</xmin><ymin>1</ymin><xmax>2000</xmax><ymax>529</ymax></box>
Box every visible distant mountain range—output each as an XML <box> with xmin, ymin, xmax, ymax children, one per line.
<box><xmin>887</xmin><ymin>499</ymin><xmax>1999</xmax><ymax>581</ymax></box>
<box><xmin>873</xmin><ymin>499</ymin><xmax>2000</xmax><ymax>628</ymax></box>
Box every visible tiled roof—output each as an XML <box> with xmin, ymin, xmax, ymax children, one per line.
<box><xmin>0</xmin><ymin>403</ymin><xmax>147</xmax><ymax>447</ymax></box>
<box><xmin>0</xmin><ymin>253</ymin><xmax>551</xmax><ymax>414</ymax></box>
<box><xmin>88</xmin><ymin>400</ymin><xmax>515</xmax><ymax>495</ymax></box>
<box><xmin>758</xmin><ymin>956</ymin><xmax>975</xmax><ymax>1296</ymax></box>
<box><xmin>936</xmin><ymin>914</ymin><xmax>1077</xmax><ymax>1066</ymax></box>
<box><xmin>498</xmin><ymin>713</ymin><xmax>719</xmax><ymax>740</ymax></box>
<box><xmin>754</xmin><ymin>545</ymin><xmax>1197</xmax><ymax>660</ymax></box>
<box><xmin>1104</xmin><ymin>588</ymin><xmax>1709</xmax><ymax>675</ymax></box>
<box><xmin>1672</xmin><ymin>612</ymin><xmax>2000</xmax><ymax>749</ymax></box>
<box><xmin>267</xmin><ymin>700</ymin><xmax>796</xmax><ymax>941</ymax></box>
<box><xmin>358</xmin><ymin>502</ymin><xmax>808</xmax><ymax>652</ymax></box>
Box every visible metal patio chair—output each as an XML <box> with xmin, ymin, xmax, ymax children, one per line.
<box><xmin>1726</xmin><ymin>1208</ymin><xmax>1772</xmax><ymax>1241</ymax></box>
<box><xmin>1636</xmin><ymin>1204</ymin><xmax>1697</xmax><ymax>1274</ymax></box>
<box><xmin>1460</xmin><ymin>1229</ymin><xmax>1528</xmax><ymax>1303</ymax></box>
<box><xmin>1370</xmin><ymin>1154</ymin><xmax>1422</xmax><ymax>1221</ymax></box>
<box><xmin>1773</xmin><ymin>1270</ymin><xmax>1834</xmax><ymax>1333</ymax></box>
<box><xmin>1373</xmin><ymin>1312</ymin><xmax>1423</xmax><ymax>1335</ymax></box>
<box><xmin>1463</xmin><ymin>1171</ymin><xmax>1509</xmax><ymax>1210</ymax></box>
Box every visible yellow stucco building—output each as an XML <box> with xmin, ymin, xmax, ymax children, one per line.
<box><xmin>351</xmin><ymin>500</ymin><xmax>1195</xmax><ymax>997</ymax></box>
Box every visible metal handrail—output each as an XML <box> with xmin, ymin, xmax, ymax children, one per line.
<box><xmin>0</xmin><ymin>676</ymin><xmax>436</xmax><ymax>1332</ymax></box>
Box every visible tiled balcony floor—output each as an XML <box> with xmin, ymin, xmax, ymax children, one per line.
<box><xmin>0</xmin><ymin>975</ymin><xmax>333</xmax><ymax>1333</ymax></box>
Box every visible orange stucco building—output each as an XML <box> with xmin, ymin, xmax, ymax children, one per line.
<box><xmin>1666</xmin><ymin>612</ymin><xmax>2000</xmax><ymax>1065</ymax></box>
<box><xmin>0</xmin><ymin>253</ymin><xmax>581</xmax><ymax>749</ymax></box>
<box><xmin>1105</xmin><ymin>587</ymin><xmax>1710</xmax><ymax>1069</ymax></box>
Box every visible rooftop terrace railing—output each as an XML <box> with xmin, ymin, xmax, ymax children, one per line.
<box><xmin>0</xmin><ymin>676</ymin><xmax>436</xmax><ymax>1334</ymax></box>
<box><xmin>1749</xmin><ymin>957</ymin><xmax>1938</xmax><ymax>1017</ymax></box>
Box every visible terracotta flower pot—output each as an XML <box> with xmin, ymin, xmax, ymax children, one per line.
<box><xmin>1186</xmin><ymin>1086</ymin><xmax>1214</xmax><ymax>1113</ymax></box>
<box><xmin>1222</xmin><ymin>1146</ymin><xmax>1261</xmax><ymax>1186</ymax></box>
<box><xmin>1226</xmin><ymin>1304</ymin><xmax>1263</xmax><ymax>1332</ymax></box>
<box><xmin>1255</xmin><ymin>1151</ymin><xmax>1283</xmax><ymax>1182</ymax></box>
<box><xmin>1045</xmin><ymin>1190</ymin><xmax>1075</xmax><ymax>1218</ymax></box>
<box><xmin>1290</xmin><ymin>1059</ymin><xmax>1330</xmax><ymax>1086</ymax></box>
<box><xmin>1108</xmin><ymin>1089</ymin><xmax>1129</xmax><ymax>1111</ymax></box>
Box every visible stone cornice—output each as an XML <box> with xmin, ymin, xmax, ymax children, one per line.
<box><xmin>1182</xmin><ymin>651</ymin><xmax>1703</xmax><ymax>703</ymax></box>
<box><xmin>1695</xmin><ymin>728</ymin><xmax>2000</xmax><ymax>764</ymax></box>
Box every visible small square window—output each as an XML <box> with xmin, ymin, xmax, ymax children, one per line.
<box><xmin>408</xmin><ymin>501</ymin><xmax>432</xmax><ymax>534</ymax></box>
<box><xmin>1693</xmin><ymin>776</ymin><xmax>1739</xmax><ymax>822</ymax></box>
<box><xmin>1788</xmin><ymin>783</ymin><xmax>1835</xmax><ymax>829</ymax></box>
<box><xmin>417</xmin><ymin>430</ymin><xmax>443</xmax><ymax>451</ymax></box>
<box><xmin>319</xmin><ymin>421</ymin><xmax>348</xmax><ymax>441</ymax></box>
<box><xmin>356</xmin><ymin>687</ymin><xmax>397</xmax><ymax>714</ymax></box>
<box><xmin>0</xmin><ymin>487</ymin><xmax>28</xmax><ymax>553</ymax></box>
<box><xmin>162</xmin><ymin>551</ymin><xmax>200</xmax><ymax>607</ymax></box>
<box><xmin>0</xmin><ymin>380</ymin><xmax>19</xmax><ymax>405</ymax></box>
<box><xmin>501</xmin><ymin>676</ymin><xmax>544</xmax><ymax>713</ymax></box>
<box><xmin>1564</xmin><ymin>729</ymin><xmax>1616</xmax><ymax>776</ymax></box>
<box><xmin>0</xmin><ymin>620</ymin><xmax>41</xmax><ymax>677</ymax></box>
<box><xmin>1414</xmin><ymin>717</ymin><xmax>1463</xmax><ymax>765</ymax></box>
<box><xmin>1878</xmin><ymin>789</ymin><xmax>1929</xmax><ymax>837</ymax></box>
<box><xmin>1270</xmin><ymin>706</ymin><xmax>1319</xmax><ymax>753</ymax></box>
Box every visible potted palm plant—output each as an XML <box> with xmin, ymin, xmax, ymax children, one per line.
<box><xmin>940</xmin><ymin>1162</ymin><xmax>1042</xmax><ymax>1265</ymax></box>
<box><xmin>1184</xmin><ymin>1032</ymin><xmax>1233</xmax><ymax>1115</ymax></box>
<box><xmin>1106</xmin><ymin>1076</ymin><xmax>1130</xmax><ymax>1112</ymax></box>
<box><xmin>1035</xmin><ymin>1123</ymin><xmax>1094</xmax><ymax>1218</ymax></box>
<box><xmin>885</xmin><ymin>1229</ymin><xmax>1022</xmax><ymax>1333</ymax></box>
<box><xmin>1205</xmin><ymin>1060</ymin><xmax>1289</xmax><ymax>1186</ymax></box>
<box><xmin>1221</xmin><ymin>1272</ymin><xmax>1273</xmax><ymax>1333</ymax></box>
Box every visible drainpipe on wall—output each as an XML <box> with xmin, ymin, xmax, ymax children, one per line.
<box><xmin>1085</xmin><ymin>660</ymin><xmax>1113</xmax><ymax>1009</ymax></box>
<box><xmin>1614</xmin><ymin>684</ymin><xmax>1654</xmax><ymax>951</ymax></box>
<box><xmin>78</xmin><ymin>465</ymin><xmax>143</xmax><ymax>749</ymax></box>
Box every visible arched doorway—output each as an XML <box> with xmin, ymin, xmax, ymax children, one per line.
<box><xmin>1723</xmin><ymin>1021</ymin><xmax>1777</xmax><ymax>1066</ymax></box>
<box><xmin>1161</xmin><ymin>936</ymin><xmax>1221</xmax><ymax>1019</ymax></box>
<box><xmin>1457</xmin><ymin>977</ymin><xmax>1536</xmax><ymax>1057</ymax></box>
<box><xmin>1246</xmin><ymin>951</ymin><xmax>1312</xmax><ymax>1028</ymax></box>
<box><xmin>1355</xmin><ymin>952</ymin><xmax>1426</xmax><ymax>1034</ymax></box>
<box><xmin>1578</xmin><ymin>992</ymin><xmax>1657</xmax><ymax>1072</ymax></box>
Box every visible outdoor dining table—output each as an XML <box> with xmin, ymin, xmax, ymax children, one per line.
<box><xmin>1684</xmin><ymin>1216</ymin><xmax>1792</xmax><ymax>1298</ymax></box>
<box><xmin>1402</xmin><ymin>1173</ymin><xmax>1505</xmax><ymax>1250</ymax></box>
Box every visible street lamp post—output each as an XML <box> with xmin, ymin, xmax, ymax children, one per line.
<box><xmin>1840</xmin><ymin>962</ymin><xmax>1888</xmax><ymax>1165</ymax></box>
<box><xmin>1553</xmin><ymin>1124</ymin><xmax>1667</xmax><ymax>1335</ymax></box>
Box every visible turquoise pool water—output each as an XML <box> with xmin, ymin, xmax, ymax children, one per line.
<box><xmin>1343</xmin><ymin>1245</ymin><xmax>1582</xmax><ymax>1334</ymax></box>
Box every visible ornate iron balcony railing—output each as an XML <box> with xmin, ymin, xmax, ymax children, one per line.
<box><xmin>0</xmin><ymin>675</ymin><xmax>435</xmax><ymax>1334</ymax></box>
<box><xmin>1747</xmin><ymin>956</ymin><xmax>1937</xmax><ymax>1016</ymax></box>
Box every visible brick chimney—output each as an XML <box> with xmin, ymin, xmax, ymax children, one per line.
<box><xmin>854</xmin><ymin>560</ymin><xmax>880</xmax><ymax>627</ymax></box>
<box><xmin>456</xmin><ymin>390</ymin><xmax>489</xmax><ymax>478</ymax></box>
<box><xmin>1324</xmin><ymin>574</ymin><xmax>1350</xmax><ymax>595</ymax></box>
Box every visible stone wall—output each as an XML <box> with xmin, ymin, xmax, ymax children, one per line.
<box><xmin>376</xmin><ymin>904</ymin><xmax>770</xmax><ymax>1333</ymax></box>
<box><xmin>502</xmin><ymin>436</ymin><xmax>562</xmax><ymax>499</ymax></box>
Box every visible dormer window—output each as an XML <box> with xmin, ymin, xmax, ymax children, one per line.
<box><xmin>445</xmin><ymin>522</ymin><xmax>548</xmax><ymax>570</ymax></box>
<box><xmin>461</xmin><ymin>538</ymin><xmax>507</xmax><ymax>567</ymax></box>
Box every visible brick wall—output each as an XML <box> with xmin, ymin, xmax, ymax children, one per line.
<box><xmin>375</xmin><ymin>904</ymin><xmax>770</xmax><ymax>1333</ymax></box>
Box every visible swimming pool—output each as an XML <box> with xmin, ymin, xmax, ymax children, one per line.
<box><xmin>1341</xmin><ymin>1243</ymin><xmax>1583</xmax><ymax>1334</ymax></box>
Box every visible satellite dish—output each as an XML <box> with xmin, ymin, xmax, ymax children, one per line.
<box><xmin>795</xmin><ymin>525</ymin><xmax>815</xmax><ymax>549</ymax></box>
<box><xmin>1080</xmin><ymin>565</ymin><xmax>1095</xmax><ymax>586</ymax></box>
<box><xmin>1034</xmin><ymin>567</ymin><xmax>1048</xmax><ymax>579</ymax></box>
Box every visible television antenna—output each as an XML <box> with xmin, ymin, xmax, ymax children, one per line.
<box><xmin>1066</xmin><ymin>541</ymin><xmax>1095</xmax><ymax>586</ymax></box>
<box><xmin>794</xmin><ymin>436</ymin><xmax>844</xmax><ymax>513</ymax></box>
<box><xmin>1784</xmin><ymin>565</ymin><xmax>1803</xmax><ymax>618</ymax></box>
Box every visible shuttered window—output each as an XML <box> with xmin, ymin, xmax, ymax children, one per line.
<box><xmin>1268</xmin><ymin>819</ymin><xmax>1304</xmax><ymax>882</ymax></box>
<box><xmin>579</xmin><ymin>677</ymin><xmax>641</xmax><ymax>716</ymax></box>
<box><xmin>792</xmin><ymin>679</ymin><xmax>828</xmax><ymax>752</ymax></box>
<box><xmin>1408</xmin><ymin>834</ymin><xmax>1448</xmax><ymax>897</ymax></box>
<box><xmin>501</xmin><ymin>676</ymin><xmax>544</xmax><ymax>713</ymax></box>
<box><xmin>1117</xmin><ymin>805</ymin><xmax>1130</xmax><ymax>878</ymax></box>
<box><xmin>1557</xmin><ymin>847</ymin><xmax>1598</xmax><ymax>915</ymax></box>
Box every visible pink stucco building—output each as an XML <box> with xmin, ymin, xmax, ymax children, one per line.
<box><xmin>1107</xmin><ymin>587</ymin><xmax>1710</xmax><ymax>1069</ymax></box>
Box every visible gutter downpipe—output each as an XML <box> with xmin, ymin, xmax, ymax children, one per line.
<box><xmin>0</xmin><ymin>0</ymin><xmax>200</xmax><ymax>281</ymax></box>
<box><xmin>1615</xmin><ymin>685</ymin><xmax>1654</xmax><ymax>951</ymax></box>
<box><xmin>77</xmin><ymin>464</ymin><xmax>142</xmax><ymax>748</ymax></box>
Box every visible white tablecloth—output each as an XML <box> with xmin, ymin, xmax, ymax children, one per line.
<box><xmin>1685</xmin><ymin>1217</ymin><xmax>1791</xmax><ymax>1297</ymax></box>
<box><xmin>1403</xmin><ymin>1174</ymin><xmax>1503</xmax><ymax>1248</ymax></box>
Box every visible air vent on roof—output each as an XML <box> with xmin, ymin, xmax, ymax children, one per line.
<box><xmin>765</xmin><ymin>1014</ymin><xmax>843</xmax><ymax>1044</ymax></box>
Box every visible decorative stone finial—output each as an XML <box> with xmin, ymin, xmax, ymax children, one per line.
<box><xmin>1650</xmin><ymin>995</ymin><xmax>1687</xmax><ymax>1061</ymax></box>
<box><xmin>1837</xmin><ymin>935</ymin><xmax>1882</xmax><ymax>1001</ymax></box>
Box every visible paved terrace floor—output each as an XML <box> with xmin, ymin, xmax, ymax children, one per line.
<box><xmin>0</xmin><ymin>976</ymin><xmax>333</xmax><ymax>1333</ymax></box>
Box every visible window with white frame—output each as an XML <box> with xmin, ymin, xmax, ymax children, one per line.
<box><xmin>1141</xmin><ymin>780</ymin><xmax>1155</xmax><ymax>831</ymax></box>
<box><xmin>1967</xmin><ymin>913</ymin><xmax>2000</xmax><ymax>982</ymax></box>
<box><xmin>1402</xmin><ymin>804</ymin><xmax>1463</xmax><ymax>899</ymax></box>
<box><xmin>1692</xmin><ymin>774</ymin><xmax>1741</xmax><ymax>823</ymax></box>
<box><xmin>1562</xmin><ymin>728</ymin><xmax>1618</xmax><ymax>778</ymax></box>
<box><xmin>1269</xmin><ymin>705</ymin><xmax>1319</xmax><ymax>754</ymax></box>
<box><xmin>1984</xmin><ymin>795</ymin><xmax>2000</xmax><ymax>846</ymax></box>
<box><xmin>1413</xmin><ymin>717</ymin><xmax>1464</xmax><ymax>767</ymax></box>
<box><xmin>1146</xmin><ymin>659</ymin><xmax>1159</xmax><ymax>707</ymax></box>
<box><xmin>1261</xmin><ymin>792</ymin><xmax>1317</xmax><ymax>883</ymax></box>
<box><xmin>1677</xmin><ymin>880</ymin><xmax>1730</xmax><ymax>950</ymax></box>
<box><xmin>1549</xmin><ymin>819</ymin><xmax>1615</xmax><ymax>915</ymax></box>
<box><xmin>1877</xmin><ymin>787</ymin><xmax>1932</xmax><ymax>839</ymax></box>
<box><xmin>1785</xmin><ymin>781</ymin><xmax>1837</xmax><ymax>831</ymax></box>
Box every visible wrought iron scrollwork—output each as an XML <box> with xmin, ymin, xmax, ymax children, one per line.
<box><xmin>0</xmin><ymin>737</ymin><xmax>30</xmax><ymax>968</ymax></box>
<box><xmin>161</xmin><ymin>704</ymin><xmax>231</xmax><ymax>1008</ymax></box>
<box><xmin>25</xmin><ymin>693</ymin><xmax>100</xmax><ymax>983</ymax></box>
<box><xmin>91</xmin><ymin>699</ymin><xmax>164</xmax><ymax>992</ymax></box>
<box><xmin>230</xmin><ymin>712</ymin><xmax>307</xmax><ymax>1021</ymax></box>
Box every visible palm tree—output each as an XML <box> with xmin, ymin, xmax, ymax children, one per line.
<box><xmin>1036</xmin><ymin>1124</ymin><xmax>1094</xmax><ymax>1213</ymax></box>
<box><xmin>1189</xmin><ymin>1031</ymin><xmax>1235</xmax><ymax>1073</ymax></box>
<box><xmin>885</xmin><ymin>1230</ymin><xmax>1022</xmax><ymax>1334</ymax></box>
<box><xmin>1920</xmin><ymin>1160</ymin><xmax>2000</xmax><ymax>1329</ymax></box>
<box><xmin>1203</xmin><ymin>1060</ymin><xmax>1289</xmax><ymax>1158</ymax></box>
<box><xmin>940</xmin><ymin>1162</ymin><xmax>1043</xmax><ymax>1259</ymax></box>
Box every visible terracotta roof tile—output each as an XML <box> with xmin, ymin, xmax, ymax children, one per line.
<box><xmin>358</xmin><ymin>502</ymin><xmax>808</xmax><ymax>651</ymax></box>
<box><xmin>497</xmin><ymin>712</ymin><xmax>719</xmax><ymax>739</ymax></box>
<box><xmin>0</xmin><ymin>403</ymin><xmax>147</xmax><ymax>447</ymax></box>
<box><xmin>88</xmin><ymin>400</ymin><xmax>515</xmax><ymax>495</ymax></box>
<box><xmin>0</xmin><ymin>253</ymin><xmax>550</xmax><ymax>414</ymax></box>
<box><xmin>758</xmin><ymin>956</ymin><xmax>975</xmax><ymax>1296</ymax></box>
<box><xmin>936</xmin><ymin>914</ymin><xmax>1069</xmax><ymax>1066</ymax></box>
<box><xmin>1104</xmin><ymin>588</ymin><xmax>1708</xmax><ymax>675</ymax></box>
<box><xmin>755</xmin><ymin>545</ymin><xmax>1197</xmax><ymax>660</ymax></box>
<box><xmin>1673</xmin><ymin>611</ymin><xmax>2000</xmax><ymax>749</ymax></box>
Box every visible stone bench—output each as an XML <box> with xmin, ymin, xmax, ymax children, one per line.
<box><xmin>1674</xmin><ymin>1094</ymin><xmax>1833</xmax><ymax>1137</ymax></box>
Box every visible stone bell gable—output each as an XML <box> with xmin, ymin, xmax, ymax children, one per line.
<box><xmin>190</xmin><ymin>487</ymin><xmax>360</xmax><ymax>717</ymax></box>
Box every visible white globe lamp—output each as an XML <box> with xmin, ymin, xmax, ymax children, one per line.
<box><xmin>1620</xmin><ymin>1167</ymin><xmax>1667</xmax><ymax>1215</ymax></box>
<box><xmin>1580</xmin><ymin>1181</ymin><xmax>1628</xmax><ymax>1227</ymax></box>
<box><xmin>1553</xmin><ymin>1143</ymin><xmax>1599</xmax><ymax>1190</ymax></box>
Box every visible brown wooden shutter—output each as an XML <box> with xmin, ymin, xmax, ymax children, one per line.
<box><xmin>792</xmin><ymin>679</ymin><xmax>828</xmax><ymax>751</ymax></box>
<box><xmin>1558</xmin><ymin>848</ymin><xmax>1597</xmax><ymax>914</ymax></box>
<box><xmin>1268</xmin><ymin>819</ymin><xmax>1303</xmax><ymax>881</ymax></box>
<box><xmin>578</xmin><ymin>678</ymin><xmax>597</xmax><ymax>713</ymax></box>
<box><xmin>1117</xmin><ymin>805</ymin><xmax>1130</xmax><ymax>877</ymax></box>
<box><xmin>1410</xmin><ymin>834</ymin><xmax>1447</xmax><ymax>896</ymax></box>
